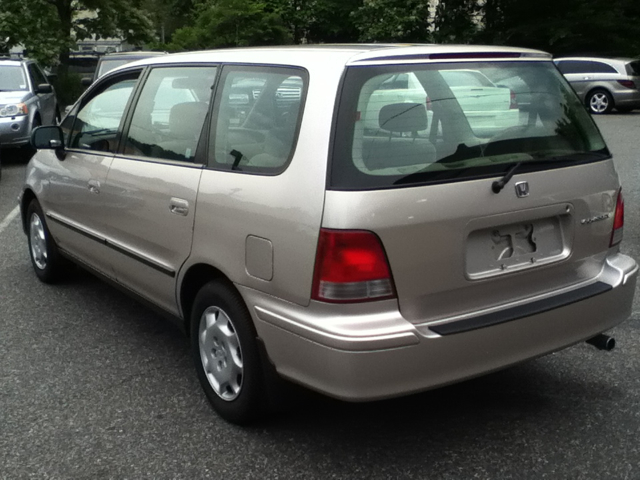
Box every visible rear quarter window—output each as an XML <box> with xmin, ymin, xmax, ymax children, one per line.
<box><xmin>626</xmin><ymin>61</ymin><xmax>640</xmax><ymax>76</ymax></box>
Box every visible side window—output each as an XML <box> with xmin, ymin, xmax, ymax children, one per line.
<box><xmin>556</xmin><ymin>61</ymin><xmax>591</xmax><ymax>74</ymax></box>
<box><xmin>28</xmin><ymin>64</ymin><xmax>48</xmax><ymax>89</ymax></box>
<box><xmin>209</xmin><ymin>66</ymin><xmax>306</xmax><ymax>174</ymax></box>
<box><xmin>60</xmin><ymin>104</ymin><xmax>79</xmax><ymax>146</ymax></box>
<box><xmin>123</xmin><ymin>66</ymin><xmax>217</xmax><ymax>162</ymax></box>
<box><xmin>68</xmin><ymin>73</ymin><xmax>139</xmax><ymax>153</ymax></box>
<box><xmin>587</xmin><ymin>61</ymin><xmax>618</xmax><ymax>74</ymax></box>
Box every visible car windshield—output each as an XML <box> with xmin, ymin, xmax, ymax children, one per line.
<box><xmin>0</xmin><ymin>65</ymin><xmax>28</xmax><ymax>91</ymax></box>
<box><xmin>331</xmin><ymin>61</ymin><xmax>608</xmax><ymax>189</ymax></box>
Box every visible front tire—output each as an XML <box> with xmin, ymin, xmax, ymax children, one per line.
<box><xmin>26</xmin><ymin>200</ymin><xmax>69</xmax><ymax>283</ymax></box>
<box><xmin>190</xmin><ymin>281</ymin><xmax>267</xmax><ymax>424</ymax></box>
<box><xmin>587</xmin><ymin>89</ymin><xmax>614</xmax><ymax>114</ymax></box>
<box><xmin>21</xmin><ymin>116</ymin><xmax>42</xmax><ymax>161</ymax></box>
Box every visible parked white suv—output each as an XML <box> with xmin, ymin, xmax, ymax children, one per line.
<box><xmin>21</xmin><ymin>45</ymin><xmax>637</xmax><ymax>423</ymax></box>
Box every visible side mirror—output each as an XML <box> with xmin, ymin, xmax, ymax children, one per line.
<box><xmin>35</xmin><ymin>83</ymin><xmax>53</xmax><ymax>94</ymax></box>
<box><xmin>31</xmin><ymin>125</ymin><xmax>66</xmax><ymax>160</ymax></box>
<box><xmin>81</xmin><ymin>77</ymin><xmax>93</xmax><ymax>87</ymax></box>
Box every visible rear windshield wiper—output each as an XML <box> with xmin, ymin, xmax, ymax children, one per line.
<box><xmin>393</xmin><ymin>151</ymin><xmax>609</xmax><ymax>187</ymax></box>
<box><xmin>491</xmin><ymin>162</ymin><xmax>521</xmax><ymax>193</ymax></box>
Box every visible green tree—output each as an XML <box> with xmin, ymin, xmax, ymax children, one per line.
<box><xmin>353</xmin><ymin>0</ymin><xmax>432</xmax><ymax>42</ymax></box>
<box><xmin>0</xmin><ymin>0</ymin><xmax>154</xmax><ymax>72</ymax></box>
<box><xmin>168</xmin><ymin>0</ymin><xmax>291</xmax><ymax>50</ymax></box>
<box><xmin>432</xmin><ymin>0</ymin><xmax>480</xmax><ymax>43</ymax></box>
<box><xmin>479</xmin><ymin>0</ymin><xmax>640</xmax><ymax>56</ymax></box>
<box><xmin>269</xmin><ymin>0</ymin><xmax>363</xmax><ymax>44</ymax></box>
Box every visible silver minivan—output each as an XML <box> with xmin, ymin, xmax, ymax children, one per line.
<box><xmin>21</xmin><ymin>45</ymin><xmax>638</xmax><ymax>424</ymax></box>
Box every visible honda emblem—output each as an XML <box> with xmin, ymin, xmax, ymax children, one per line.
<box><xmin>515</xmin><ymin>181</ymin><xmax>529</xmax><ymax>198</ymax></box>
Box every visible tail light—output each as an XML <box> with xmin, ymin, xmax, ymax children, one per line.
<box><xmin>509</xmin><ymin>90</ymin><xmax>518</xmax><ymax>109</ymax></box>
<box><xmin>617</xmin><ymin>80</ymin><xmax>636</xmax><ymax>89</ymax></box>
<box><xmin>426</xmin><ymin>96</ymin><xmax>432</xmax><ymax>111</ymax></box>
<box><xmin>312</xmin><ymin>229</ymin><xmax>396</xmax><ymax>303</ymax></box>
<box><xmin>610</xmin><ymin>189</ymin><xmax>624</xmax><ymax>246</ymax></box>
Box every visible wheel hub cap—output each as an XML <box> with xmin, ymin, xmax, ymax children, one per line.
<box><xmin>590</xmin><ymin>93</ymin><xmax>609</xmax><ymax>113</ymax></box>
<box><xmin>199</xmin><ymin>306</ymin><xmax>243</xmax><ymax>401</ymax></box>
<box><xmin>29</xmin><ymin>213</ymin><xmax>48</xmax><ymax>270</ymax></box>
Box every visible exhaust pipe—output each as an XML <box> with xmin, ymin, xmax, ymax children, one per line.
<box><xmin>586</xmin><ymin>334</ymin><xmax>615</xmax><ymax>351</ymax></box>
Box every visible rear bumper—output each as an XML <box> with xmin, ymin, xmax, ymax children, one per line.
<box><xmin>244</xmin><ymin>253</ymin><xmax>637</xmax><ymax>401</ymax></box>
<box><xmin>612</xmin><ymin>89</ymin><xmax>640</xmax><ymax>109</ymax></box>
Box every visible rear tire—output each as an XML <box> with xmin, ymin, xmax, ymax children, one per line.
<box><xmin>26</xmin><ymin>199</ymin><xmax>69</xmax><ymax>283</ymax></box>
<box><xmin>190</xmin><ymin>281</ymin><xmax>268</xmax><ymax>424</ymax></box>
<box><xmin>587</xmin><ymin>89</ymin><xmax>614</xmax><ymax>114</ymax></box>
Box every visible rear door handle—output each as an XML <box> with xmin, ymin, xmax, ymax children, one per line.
<box><xmin>170</xmin><ymin>197</ymin><xmax>189</xmax><ymax>216</ymax></box>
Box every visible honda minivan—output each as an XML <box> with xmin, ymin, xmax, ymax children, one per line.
<box><xmin>21</xmin><ymin>45</ymin><xmax>638</xmax><ymax>424</ymax></box>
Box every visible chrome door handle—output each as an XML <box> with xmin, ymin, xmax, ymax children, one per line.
<box><xmin>88</xmin><ymin>180</ymin><xmax>100</xmax><ymax>194</ymax></box>
<box><xmin>170</xmin><ymin>198</ymin><xmax>189</xmax><ymax>216</ymax></box>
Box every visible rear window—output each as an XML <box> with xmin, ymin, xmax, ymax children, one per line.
<box><xmin>330</xmin><ymin>61</ymin><xmax>608</xmax><ymax>190</ymax></box>
<box><xmin>626</xmin><ymin>61</ymin><xmax>640</xmax><ymax>76</ymax></box>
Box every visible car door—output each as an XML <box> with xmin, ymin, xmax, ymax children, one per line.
<box><xmin>101</xmin><ymin>65</ymin><xmax>217</xmax><ymax>316</ymax></box>
<box><xmin>44</xmin><ymin>71</ymin><xmax>141</xmax><ymax>277</ymax></box>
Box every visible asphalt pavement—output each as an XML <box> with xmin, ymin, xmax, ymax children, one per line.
<box><xmin>1</xmin><ymin>114</ymin><xmax>639</xmax><ymax>479</ymax></box>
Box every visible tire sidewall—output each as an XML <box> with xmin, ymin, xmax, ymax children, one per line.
<box><xmin>26</xmin><ymin>200</ymin><xmax>59</xmax><ymax>283</ymax></box>
<box><xmin>190</xmin><ymin>281</ymin><xmax>265</xmax><ymax>424</ymax></box>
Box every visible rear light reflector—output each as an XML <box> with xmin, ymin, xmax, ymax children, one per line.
<box><xmin>312</xmin><ymin>229</ymin><xmax>396</xmax><ymax>303</ymax></box>
<box><xmin>617</xmin><ymin>80</ymin><xmax>636</xmax><ymax>89</ymax></box>
<box><xmin>610</xmin><ymin>189</ymin><xmax>624</xmax><ymax>246</ymax></box>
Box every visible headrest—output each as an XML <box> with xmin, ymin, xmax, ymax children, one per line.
<box><xmin>169</xmin><ymin>102</ymin><xmax>209</xmax><ymax>139</ymax></box>
<box><xmin>378</xmin><ymin>102</ymin><xmax>427</xmax><ymax>132</ymax></box>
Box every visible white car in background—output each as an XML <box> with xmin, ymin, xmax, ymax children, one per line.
<box><xmin>362</xmin><ymin>69</ymin><xmax>519</xmax><ymax>138</ymax></box>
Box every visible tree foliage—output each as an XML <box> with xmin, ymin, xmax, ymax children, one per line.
<box><xmin>432</xmin><ymin>0</ymin><xmax>479</xmax><ymax>43</ymax></box>
<box><xmin>0</xmin><ymin>0</ymin><xmax>154</xmax><ymax>69</ymax></box>
<box><xmin>2</xmin><ymin>0</ymin><xmax>640</xmax><ymax>71</ymax></box>
<box><xmin>353</xmin><ymin>0</ymin><xmax>432</xmax><ymax>43</ymax></box>
<box><xmin>270</xmin><ymin>0</ymin><xmax>363</xmax><ymax>44</ymax></box>
<box><xmin>168</xmin><ymin>0</ymin><xmax>291</xmax><ymax>51</ymax></box>
<box><xmin>480</xmin><ymin>0</ymin><xmax>640</xmax><ymax>56</ymax></box>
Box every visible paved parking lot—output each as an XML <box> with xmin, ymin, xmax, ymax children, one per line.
<box><xmin>1</xmin><ymin>113</ymin><xmax>639</xmax><ymax>479</ymax></box>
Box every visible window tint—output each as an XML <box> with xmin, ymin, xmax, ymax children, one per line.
<box><xmin>586</xmin><ymin>61</ymin><xmax>618</xmax><ymax>73</ymax></box>
<box><xmin>626</xmin><ymin>61</ymin><xmax>640</xmax><ymax>76</ymax></box>
<box><xmin>68</xmin><ymin>73</ymin><xmax>139</xmax><ymax>153</ymax></box>
<box><xmin>28</xmin><ymin>64</ymin><xmax>48</xmax><ymax>87</ymax></box>
<box><xmin>331</xmin><ymin>62</ymin><xmax>608</xmax><ymax>190</ymax></box>
<box><xmin>124</xmin><ymin>66</ymin><xmax>217</xmax><ymax>162</ymax></box>
<box><xmin>556</xmin><ymin>60</ymin><xmax>617</xmax><ymax>74</ymax></box>
<box><xmin>209</xmin><ymin>66</ymin><xmax>306</xmax><ymax>174</ymax></box>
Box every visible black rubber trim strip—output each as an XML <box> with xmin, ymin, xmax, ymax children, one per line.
<box><xmin>430</xmin><ymin>281</ymin><xmax>612</xmax><ymax>336</ymax></box>
<box><xmin>47</xmin><ymin>214</ymin><xmax>175</xmax><ymax>278</ymax></box>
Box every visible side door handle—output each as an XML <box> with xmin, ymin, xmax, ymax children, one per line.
<box><xmin>170</xmin><ymin>197</ymin><xmax>189</xmax><ymax>216</ymax></box>
<box><xmin>88</xmin><ymin>179</ymin><xmax>100</xmax><ymax>194</ymax></box>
